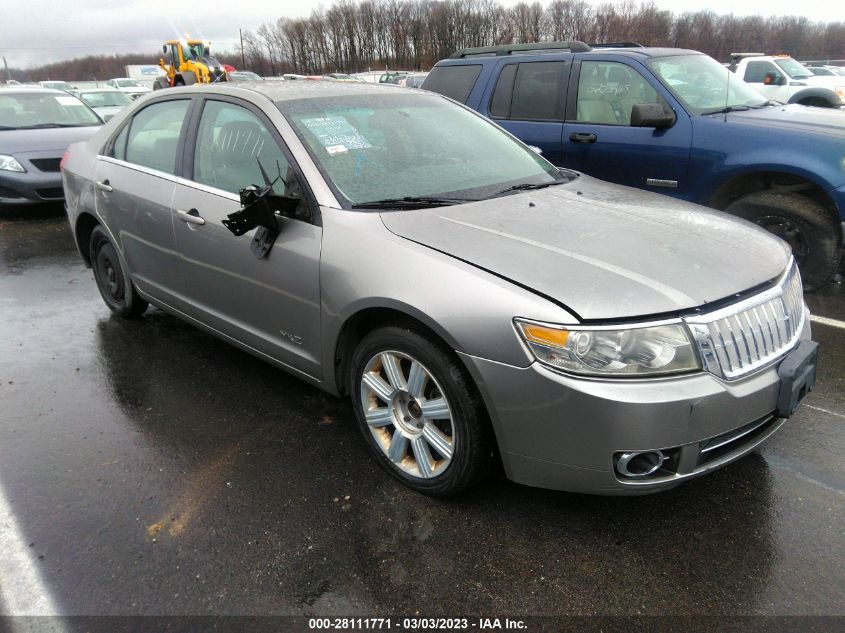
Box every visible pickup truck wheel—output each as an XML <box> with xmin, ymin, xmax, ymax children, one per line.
<box><xmin>350</xmin><ymin>325</ymin><xmax>492</xmax><ymax>496</ymax></box>
<box><xmin>89</xmin><ymin>226</ymin><xmax>148</xmax><ymax>318</ymax></box>
<box><xmin>725</xmin><ymin>191</ymin><xmax>842</xmax><ymax>289</ymax></box>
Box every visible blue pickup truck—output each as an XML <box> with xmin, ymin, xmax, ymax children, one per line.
<box><xmin>422</xmin><ymin>42</ymin><xmax>845</xmax><ymax>288</ymax></box>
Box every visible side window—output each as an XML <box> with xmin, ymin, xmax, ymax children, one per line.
<box><xmin>490</xmin><ymin>64</ymin><xmax>517</xmax><ymax>118</ymax></box>
<box><xmin>510</xmin><ymin>62</ymin><xmax>566</xmax><ymax>120</ymax></box>
<box><xmin>422</xmin><ymin>65</ymin><xmax>482</xmax><ymax>103</ymax></box>
<box><xmin>192</xmin><ymin>100</ymin><xmax>309</xmax><ymax>219</ymax></box>
<box><xmin>124</xmin><ymin>100</ymin><xmax>189</xmax><ymax>174</ymax></box>
<box><xmin>110</xmin><ymin>124</ymin><xmax>129</xmax><ymax>160</ymax></box>
<box><xmin>744</xmin><ymin>61</ymin><xmax>778</xmax><ymax>84</ymax></box>
<box><xmin>576</xmin><ymin>61</ymin><xmax>660</xmax><ymax>125</ymax></box>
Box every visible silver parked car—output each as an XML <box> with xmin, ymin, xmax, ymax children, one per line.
<box><xmin>1</xmin><ymin>88</ymin><xmax>102</xmax><ymax>207</ymax></box>
<box><xmin>62</xmin><ymin>82</ymin><xmax>818</xmax><ymax>496</ymax></box>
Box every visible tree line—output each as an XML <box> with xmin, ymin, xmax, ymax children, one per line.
<box><xmin>8</xmin><ymin>0</ymin><xmax>845</xmax><ymax>81</ymax></box>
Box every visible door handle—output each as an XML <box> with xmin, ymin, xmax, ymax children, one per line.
<box><xmin>569</xmin><ymin>132</ymin><xmax>597</xmax><ymax>144</ymax></box>
<box><xmin>95</xmin><ymin>180</ymin><xmax>113</xmax><ymax>192</ymax></box>
<box><xmin>176</xmin><ymin>208</ymin><xmax>205</xmax><ymax>226</ymax></box>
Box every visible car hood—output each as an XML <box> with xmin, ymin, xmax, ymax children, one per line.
<box><xmin>380</xmin><ymin>175</ymin><xmax>790</xmax><ymax>321</ymax></box>
<box><xmin>724</xmin><ymin>103</ymin><xmax>845</xmax><ymax>137</ymax></box>
<box><xmin>3</xmin><ymin>126</ymin><xmax>101</xmax><ymax>154</ymax></box>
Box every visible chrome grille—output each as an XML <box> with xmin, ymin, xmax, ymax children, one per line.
<box><xmin>685</xmin><ymin>261</ymin><xmax>805</xmax><ymax>380</ymax></box>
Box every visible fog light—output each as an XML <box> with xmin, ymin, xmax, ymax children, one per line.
<box><xmin>615</xmin><ymin>450</ymin><xmax>666</xmax><ymax>478</ymax></box>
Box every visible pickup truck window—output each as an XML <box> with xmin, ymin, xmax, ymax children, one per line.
<box><xmin>743</xmin><ymin>61</ymin><xmax>779</xmax><ymax>83</ymax></box>
<box><xmin>422</xmin><ymin>65</ymin><xmax>482</xmax><ymax>103</ymax></box>
<box><xmin>774</xmin><ymin>57</ymin><xmax>814</xmax><ymax>79</ymax></box>
<box><xmin>576</xmin><ymin>61</ymin><xmax>658</xmax><ymax>125</ymax></box>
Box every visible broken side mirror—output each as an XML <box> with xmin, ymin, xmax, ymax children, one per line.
<box><xmin>630</xmin><ymin>103</ymin><xmax>675</xmax><ymax>129</ymax></box>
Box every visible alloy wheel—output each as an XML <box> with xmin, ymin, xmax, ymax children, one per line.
<box><xmin>359</xmin><ymin>350</ymin><xmax>455</xmax><ymax>479</ymax></box>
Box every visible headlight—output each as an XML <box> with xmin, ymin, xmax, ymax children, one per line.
<box><xmin>515</xmin><ymin>319</ymin><xmax>700</xmax><ymax>377</ymax></box>
<box><xmin>0</xmin><ymin>154</ymin><xmax>26</xmax><ymax>173</ymax></box>
<box><xmin>835</xmin><ymin>86</ymin><xmax>845</xmax><ymax>99</ymax></box>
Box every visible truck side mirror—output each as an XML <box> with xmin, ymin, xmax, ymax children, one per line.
<box><xmin>630</xmin><ymin>103</ymin><xmax>675</xmax><ymax>129</ymax></box>
<box><xmin>763</xmin><ymin>72</ymin><xmax>784</xmax><ymax>86</ymax></box>
<box><xmin>163</xmin><ymin>45</ymin><xmax>168</xmax><ymax>54</ymax></box>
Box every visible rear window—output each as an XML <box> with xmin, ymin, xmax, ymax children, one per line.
<box><xmin>422</xmin><ymin>65</ymin><xmax>482</xmax><ymax>103</ymax></box>
<box><xmin>489</xmin><ymin>62</ymin><xmax>566</xmax><ymax>120</ymax></box>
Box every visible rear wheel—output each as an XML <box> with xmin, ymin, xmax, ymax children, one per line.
<box><xmin>725</xmin><ymin>190</ymin><xmax>842</xmax><ymax>290</ymax></box>
<box><xmin>89</xmin><ymin>225</ymin><xmax>148</xmax><ymax>318</ymax></box>
<box><xmin>349</xmin><ymin>325</ymin><xmax>493</xmax><ymax>496</ymax></box>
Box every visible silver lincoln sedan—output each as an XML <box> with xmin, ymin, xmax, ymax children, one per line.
<box><xmin>62</xmin><ymin>81</ymin><xmax>818</xmax><ymax>496</ymax></box>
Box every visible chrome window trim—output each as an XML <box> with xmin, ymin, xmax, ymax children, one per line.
<box><xmin>96</xmin><ymin>155</ymin><xmax>179</xmax><ymax>183</ymax></box>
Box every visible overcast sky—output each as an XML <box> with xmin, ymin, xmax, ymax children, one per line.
<box><xmin>1</xmin><ymin>0</ymin><xmax>841</xmax><ymax>68</ymax></box>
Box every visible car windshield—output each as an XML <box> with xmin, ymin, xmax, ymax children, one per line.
<box><xmin>281</xmin><ymin>92</ymin><xmax>563</xmax><ymax>207</ymax></box>
<box><xmin>774</xmin><ymin>57</ymin><xmax>813</xmax><ymax>79</ymax></box>
<box><xmin>809</xmin><ymin>67</ymin><xmax>835</xmax><ymax>76</ymax></box>
<box><xmin>0</xmin><ymin>92</ymin><xmax>101</xmax><ymax>129</ymax></box>
<box><xmin>116</xmin><ymin>80</ymin><xmax>143</xmax><ymax>87</ymax></box>
<box><xmin>649</xmin><ymin>54</ymin><xmax>768</xmax><ymax>114</ymax></box>
<box><xmin>80</xmin><ymin>91</ymin><xmax>132</xmax><ymax>107</ymax></box>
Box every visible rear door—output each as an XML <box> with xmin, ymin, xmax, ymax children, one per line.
<box><xmin>562</xmin><ymin>59</ymin><xmax>693</xmax><ymax>196</ymax></box>
<box><xmin>171</xmin><ymin>96</ymin><xmax>323</xmax><ymax>378</ymax></box>
<box><xmin>484</xmin><ymin>60</ymin><xmax>570</xmax><ymax>166</ymax></box>
<box><xmin>94</xmin><ymin>97</ymin><xmax>192</xmax><ymax>311</ymax></box>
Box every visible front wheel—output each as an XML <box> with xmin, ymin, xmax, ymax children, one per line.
<box><xmin>349</xmin><ymin>325</ymin><xmax>493</xmax><ymax>496</ymax></box>
<box><xmin>89</xmin><ymin>225</ymin><xmax>148</xmax><ymax>318</ymax></box>
<box><xmin>725</xmin><ymin>190</ymin><xmax>842</xmax><ymax>290</ymax></box>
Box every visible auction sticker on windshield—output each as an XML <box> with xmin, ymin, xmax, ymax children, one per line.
<box><xmin>301</xmin><ymin>115</ymin><xmax>372</xmax><ymax>150</ymax></box>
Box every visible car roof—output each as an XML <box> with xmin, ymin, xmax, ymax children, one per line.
<box><xmin>436</xmin><ymin>45</ymin><xmax>703</xmax><ymax>65</ymax></box>
<box><xmin>176</xmin><ymin>80</ymin><xmax>423</xmax><ymax>103</ymax></box>
<box><xmin>0</xmin><ymin>87</ymin><xmax>71</xmax><ymax>96</ymax></box>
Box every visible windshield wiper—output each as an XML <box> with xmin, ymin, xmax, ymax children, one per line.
<box><xmin>701</xmin><ymin>105</ymin><xmax>752</xmax><ymax>115</ymax></box>
<box><xmin>351</xmin><ymin>195</ymin><xmax>477</xmax><ymax>209</ymax></box>
<box><xmin>14</xmin><ymin>123</ymin><xmax>92</xmax><ymax>129</ymax></box>
<box><xmin>491</xmin><ymin>181</ymin><xmax>563</xmax><ymax>197</ymax></box>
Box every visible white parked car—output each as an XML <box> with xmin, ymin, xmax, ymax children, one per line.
<box><xmin>106</xmin><ymin>78</ymin><xmax>151</xmax><ymax>100</ymax></box>
<box><xmin>75</xmin><ymin>88</ymin><xmax>133</xmax><ymax>121</ymax></box>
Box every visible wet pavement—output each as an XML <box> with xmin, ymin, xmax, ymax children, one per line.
<box><xmin>0</xmin><ymin>210</ymin><xmax>843</xmax><ymax>622</ymax></box>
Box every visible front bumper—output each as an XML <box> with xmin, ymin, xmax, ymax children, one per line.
<box><xmin>0</xmin><ymin>169</ymin><xmax>64</xmax><ymax>205</ymax></box>
<box><xmin>459</xmin><ymin>322</ymin><xmax>813</xmax><ymax>495</ymax></box>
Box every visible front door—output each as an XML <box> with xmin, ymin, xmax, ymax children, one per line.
<box><xmin>172</xmin><ymin>98</ymin><xmax>323</xmax><ymax>378</ymax></box>
<box><xmin>562</xmin><ymin>60</ymin><xmax>693</xmax><ymax>197</ymax></box>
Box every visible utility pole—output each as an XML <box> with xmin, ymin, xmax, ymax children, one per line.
<box><xmin>2</xmin><ymin>57</ymin><xmax>10</xmax><ymax>83</ymax></box>
<box><xmin>239</xmin><ymin>28</ymin><xmax>246</xmax><ymax>70</ymax></box>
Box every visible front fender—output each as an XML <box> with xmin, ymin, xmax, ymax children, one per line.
<box><xmin>788</xmin><ymin>87</ymin><xmax>842</xmax><ymax>107</ymax></box>
<box><xmin>318</xmin><ymin>208</ymin><xmax>575</xmax><ymax>395</ymax></box>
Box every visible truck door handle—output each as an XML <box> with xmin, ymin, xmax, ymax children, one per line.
<box><xmin>95</xmin><ymin>180</ymin><xmax>113</xmax><ymax>192</ymax></box>
<box><xmin>176</xmin><ymin>208</ymin><xmax>205</xmax><ymax>226</ymax></box>
<box><xmin>569</xmin><ymin>132</ymin><xmax>597</xmax><ymax>143</ymax></box>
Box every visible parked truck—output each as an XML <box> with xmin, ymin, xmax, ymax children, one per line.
<box><xmin>730</xmin><ymin>53</ymin><xmax>844</xmax><ymax>108</ymax></box>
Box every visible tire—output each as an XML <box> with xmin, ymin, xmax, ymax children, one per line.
<box><xmin>89</xmin><ymin>225</ymin><xmax>148</xmax><ymax>318</ymax></box>
<box><xmin>152</xmin><ymin>77</ymin><xmax>168</xmax><ymax>91</ymax></box>
<box><xmin>349</xmin><ymin>325</ymin><xmax>493</xmax><ymax>496</ymax></box>
<box><xmin>174</xmin><ymin>76</ymin><xmax>185</xmax><ymax>87</ymax></box>
<box><xmin>725</xmin><ymin>190</ymin><xmax>842</xmax><ymax>290</ymax></box>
